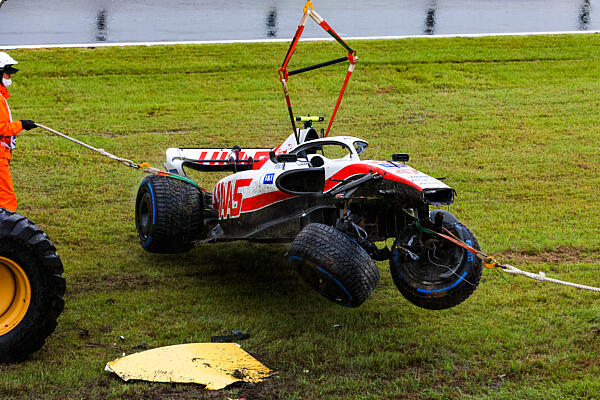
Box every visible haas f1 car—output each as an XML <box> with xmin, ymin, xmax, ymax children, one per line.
<box><xmin>134</xmin><ymin>1</ymin><xmax>483</xmax><ymax>310</ymax></box>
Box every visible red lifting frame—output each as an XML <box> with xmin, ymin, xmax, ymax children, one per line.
<box><xmin>278</xmin><ymin>0</ymin><xmax>358</xmax><ymax>143</ymax></box>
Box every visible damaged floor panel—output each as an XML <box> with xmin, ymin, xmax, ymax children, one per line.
<box><xmin>105</xmin><ymin>343</ymin><xmax>274</xmax><ymax>390</ymax></box>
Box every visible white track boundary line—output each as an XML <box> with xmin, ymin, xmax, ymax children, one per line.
<box><xmin>1</xmin><ymin>30</ymin><xmax>600</xmax><ymax>50</ymax></box>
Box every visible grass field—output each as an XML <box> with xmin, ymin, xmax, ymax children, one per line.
<box><xmin>1</xmin><ymin>33</ymin><xmax>600</xmax><ymax>399</ymax></box>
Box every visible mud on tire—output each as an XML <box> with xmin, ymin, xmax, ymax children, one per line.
<box><xmin>0</xmin><ymin>209</ymin><xmax>65</xmax><ymax>363</ymax></box>
<box><xmin>288</xmin><ymin>223</ymin><xmax>380</xmax><ymax>307</ymax></box>
<box><xmin>135</xmin><ymin>175</ymin><xmax>203</xmax><ymax>254</ymax></box>
<box><xmin>390</xmin><ymin>210</ymin><xmax>482</xmax><ymax>310</ymax></box>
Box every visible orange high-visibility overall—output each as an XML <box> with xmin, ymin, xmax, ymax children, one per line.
<box><xmin>0</xmin><ymin>85</ymin><xmax>23</xmax><ymax>212</ymax></box>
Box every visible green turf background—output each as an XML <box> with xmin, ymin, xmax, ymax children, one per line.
<box><xmin>1</xmin><ymin>34</ymin><xmax>599</xmax><ymax>399</ymax></box>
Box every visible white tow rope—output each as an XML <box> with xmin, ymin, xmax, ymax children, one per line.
<box><xmin>498</xmin><ymin>263</ymin><xmax>600</xmax><ymax>292</ymax></box>
<box><xmin>35</xmin><ymin>123</ymin><xmax>142</xmax><ymax>169</ymax></box>
<box><xmin>36</xmin><ymin>123</ymin><xmax>200</xmax><ymax>190</ymax></box>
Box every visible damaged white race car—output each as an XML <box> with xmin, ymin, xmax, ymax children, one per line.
<box><xmin>135</xmin><ymin>118</ymin><xmax>482</xmax><ymax>309</ymax></box>
<box><xmin>134</xmin><ymin>1</ymin><xmax>482</xmax><ymax>309</ymax></box>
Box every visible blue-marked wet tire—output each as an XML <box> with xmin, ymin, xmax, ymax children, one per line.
<box><xmin>135</xmin><ymin>175</ymin><xmax>203</xmax><ymax>254</ymax></box>
<box><xmin>288</xmin><ymin>223</ymin><xmax>380</xmax><ymax>308</ymax></box>
<box><xmin>390</xmin><ymin>210</ymin><xmax>482</xmax><ymax>310</ymax></box>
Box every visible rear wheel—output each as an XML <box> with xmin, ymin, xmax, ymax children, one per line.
<box><xmin>390</xmin><ymin>210</ymin><xmax>482</xmax><ymax>310</ymax></box>
<box><xmin>288</xmin><ymin>223</ymin><xmax>380</xmax><ymax>307</ymax></box>
<box><xmin>135</xmin><ymin>175</ymin><xmax>203</xmax><ymax>254</ymax></box>
<box><xmin>0</xmin><ymin>209</ymin><xmax>65</xmax><ymax>363</ymax></box>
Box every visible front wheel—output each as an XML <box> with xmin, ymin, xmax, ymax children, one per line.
<box><xmin>0</xmin><ymin>209</ymin><xmax>65</xmax><ymax>363</ymax></box>
<box><xmin>288</xmin><ymin>223</ymin><xmax>380</xmax><ymax>308</ymax></box>
<box><xmin>390</xmin><ymin>210</ymin><xmax>482</xmax><ymax>310</ymax></box>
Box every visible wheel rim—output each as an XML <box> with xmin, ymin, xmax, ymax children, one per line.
<box><xmin>403</xmin><ymin>240</ymin><xmax>465</xmax><ymax>286</ymax></box>
<box><xmin>392</xmin><ymin>221</ymin><xmax>468</xmax><ymax>290</ymax></box>
<box><xmin>0</xmin><ymin>256</ymin><xmax>31</xmax><ymax>335</ymax></box>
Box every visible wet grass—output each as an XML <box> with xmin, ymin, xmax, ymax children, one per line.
<box><xmin>1</xmin><ymin>33</ymin><xmax>600</xmax><ymax>399</ymax></box>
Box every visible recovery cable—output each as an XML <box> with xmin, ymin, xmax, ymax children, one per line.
<box><xmin>415</xmin><ymin>219</ymin><xmax>600</xmax><ymax>292</ymax></box>
<box><xmin>35</xmin><ymin>123</ymin><xmax>202</xmax><ymax>191</ymax></box>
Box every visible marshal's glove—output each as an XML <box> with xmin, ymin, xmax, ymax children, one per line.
<box><xmin>20</xmin><ymin>120</ymin><xmax>37</xmax><ymax>131</ymax></box>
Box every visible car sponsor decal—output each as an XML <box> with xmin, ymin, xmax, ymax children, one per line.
<box><xmin>263</xmin><ymin>173</ymin><xmax>275</xmax><ymax>184</ymax></box>
<box><xmin>377</xmin><ymin>162</ymin><xmax>400</xmax><ymax>168</ymax></box>
<box><xmin>215</xmin><ymin>179</ymin><xmax>296</xmax><ymax>219</ymax></box>
<box><xmin>192</xmin><ymin>149</ymin><xmax>271</xmax><ymax>169</ymax></box>
<box><xmin>197</xmin><ymin>150</ymin><xmax>229</xmax><ymax>165</ymax></box>
<box><xmin>214</xmin><ymin>178</ymin><xmax>253</xmax><ymax>219</ymax></box>
<box><xmin>376</xmin><ymin>162</ymin><xmax>419</xmax><ymax>175</ymax></box>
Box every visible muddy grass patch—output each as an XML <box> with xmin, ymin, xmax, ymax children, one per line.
<box><xmin>498</xmin><ymin>246</ymin><xmax>600</xmax><ymax>265</ymax></box>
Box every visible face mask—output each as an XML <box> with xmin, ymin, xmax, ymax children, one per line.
<box><xmin>2</xmin><ymin>78</ymin><xmax>11</xmax><ymax>88</ymax></box>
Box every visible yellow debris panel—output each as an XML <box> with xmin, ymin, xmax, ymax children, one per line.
<box><xmin>106</xmin><ymin>343</ymin><xmax>274</xmax><ymax>390</ymax></box>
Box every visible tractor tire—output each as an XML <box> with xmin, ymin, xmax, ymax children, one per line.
<box><xmin>288</xmin><ymin>223</ymin><xmax>380</xmax><ymax>308</ymax></box>
<box><xmin>0</xmin><ymin>209</ymin><xmax>65</xmax><ymax>363</ymax></box>
<box><xmin>135</xmin><ymin>175</ymin><xmax>203</xmax><ymax>254</ymax></box>
<box><xmin>390</xmin><ymin>210</ymin><xmax>482</xmax><ymax>310</ymax></box>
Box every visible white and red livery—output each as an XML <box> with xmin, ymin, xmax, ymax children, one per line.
<box><xmin>134</xmin><ymin>1</ymin><xmax>483</xmax><ymax>309</ymax></box>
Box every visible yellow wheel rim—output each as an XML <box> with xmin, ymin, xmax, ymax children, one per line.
<box><xmin>0</xmin><ymin>256</ymin><xmax>31</xmax><ymax>336</ymax></box>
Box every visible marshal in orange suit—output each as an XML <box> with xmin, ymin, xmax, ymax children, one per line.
<box><xmin>0</xmin><ymin>52</ymin><xmax>37</xmax><ymax>212</ymax></box>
